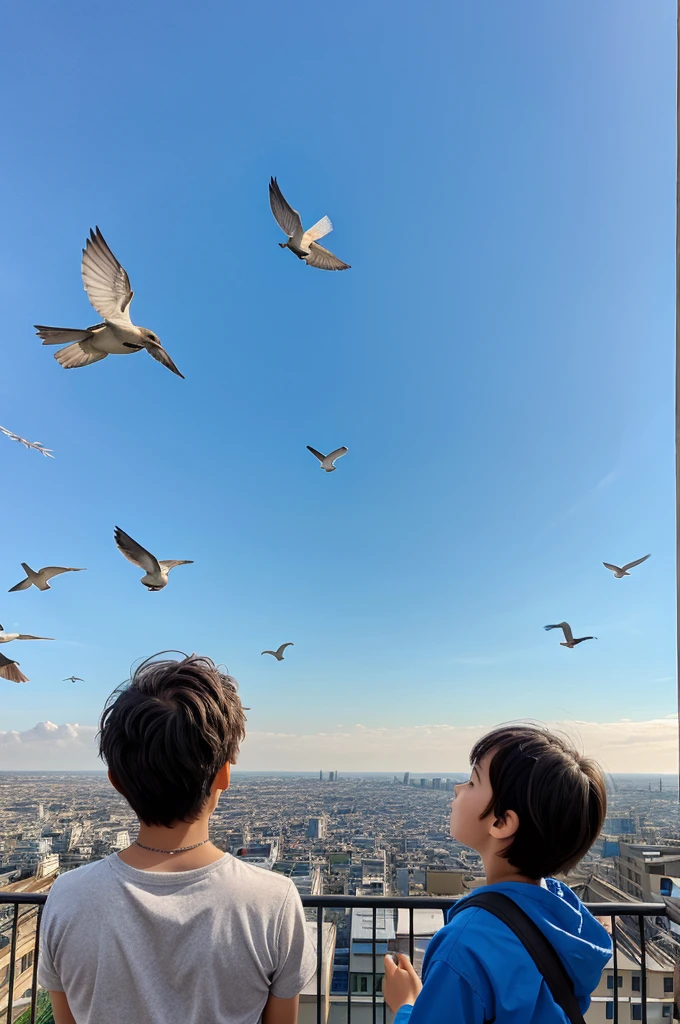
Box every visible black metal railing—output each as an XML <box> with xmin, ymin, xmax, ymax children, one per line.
<box><xmin>0</xmin><ymin>892</ymin><xmax>669</xmax><ymax>1024</ymax></box>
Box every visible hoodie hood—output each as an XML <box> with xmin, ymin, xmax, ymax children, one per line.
<box><xmin>449</xmin><ymin>878</ymin><xmax>612</xmax><ymax>999</ymax></box>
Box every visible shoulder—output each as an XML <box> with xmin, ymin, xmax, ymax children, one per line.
<box><xmin>46</xmin><ymin>858</ymin><xmax>111</xmax><ymax>901</ymax></box>
<box><xmin>219</xmin><ymin>857</ymin><xmax>298</xmax><ymax>906</ymax></box>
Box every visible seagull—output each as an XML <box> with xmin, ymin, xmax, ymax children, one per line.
<box><xmin>114</xmin><ymin>527</ymin><xmax>193</xmax><ymax>591</ymax></box>
<box><xmin>603</xmin><ymin>554</ymin><xmax>651</xmax><ymax>579</ymax></box>
<box><xmin>0</xmin><ymin>426</ymin><xmax>54</xmax><ymax>457</ymax></box>
<box><xmin>306</xmin><ymin>446</ymin><xmax>348</xmax><ymax>472</ymax></box>
<box><xmin>9</xmin><ymin>564</ymin><xmax>86</xmax><ymax>593</ymax></box>
<box><xmin>269</xmin><ymin>178</ymin><xmax>351</xmax><ymax>271</ymax></box>
<box><xmin>0</xmin><ymin>654</ymin><xmax>28</xmax><ymax>684</ymax></box>
<box><xmin>544</xmin><ymin>623</ymin><xmax>597</xmax><ymax>649</ymax></box>
<box><xmin>35</xmin><ymin>227</ymin><xmax>184</xmax><ymax>378</ymax></box>
<box><xmin>63</xmin><ymin>676</ymin><xmax>84</xmax><ymax>683</ymax></box>
<box><xmin>0</xmin><ymin>626</ymin><xmax>54</xmax><ymax>643</ymax></box>
<box><xmin>261</xmin><ymin>643</ymin><xmax>294</xmax><ymax>661</ymax></box>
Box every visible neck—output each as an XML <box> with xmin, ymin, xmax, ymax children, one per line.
<box><xmin>117</xmin><ymin>817</ymin><xmax>224</xmax><ymax>873</ymax></box>
<box><xmin>482</xmin><ymin>854</ymin><xmax>541</xmax><ymax>887</ymax></box>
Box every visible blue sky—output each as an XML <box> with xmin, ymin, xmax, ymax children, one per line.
<box><xmin>0</xmin><ymin>0</ymin><xmax>676</xmax><ymax>770</ymax></box>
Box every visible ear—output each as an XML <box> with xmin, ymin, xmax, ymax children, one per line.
<box><xmin>489</xmin><ymin>809</ymin><xmax>520</xmax><ymax>841</ymax></box>
<box><xmin>107</xmin><ymin>769</ymin><xmax>122</xmax><ymax>795</ymax></box>
<box><xmin>214</xmin><ymin>762</ymin><xmax>231</xmax><ymax>792</ymax></box>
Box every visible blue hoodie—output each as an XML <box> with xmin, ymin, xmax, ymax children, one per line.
<box><xmin>394</xmin><ymin>879</ymin><xmax>612</xmax><ymax>1023</ymax></box>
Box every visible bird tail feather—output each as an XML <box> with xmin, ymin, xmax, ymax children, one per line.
<box><xmin>35</xmin><ymin>326</ymin><xmax>94</xmax><ymax>345</ymax></box>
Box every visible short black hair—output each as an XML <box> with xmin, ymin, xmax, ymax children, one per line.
<box><xmin>97</xmin><ymin>653</ymin><xmax>246</xmax><ymax>827</ymax></box>
<box><xmin>470</xmin><ymin>724</ymin><xmax>607</xmax><ymax>879</ymax></box>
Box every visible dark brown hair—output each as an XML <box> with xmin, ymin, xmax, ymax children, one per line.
<box><xmin>98</xmin><ymin>652</ymin><xmax>246</xmax><ymax>827</ymax></box>
<box><xmin>470</xmin><ymin>724</ymin><xmax>607</xmax><ymax>879</ymax></box>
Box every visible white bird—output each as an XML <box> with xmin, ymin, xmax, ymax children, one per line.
<box><xmin>269</xmin><ymin>178</ymin><xmax>351</xmax><ymax>271</ymax></box>
<box><xmin>0</xmin><ymin>626</ymin><xmax>54</xmax><ymax>644</ymax></box>
<box><xmin>0</xmin><ymin>654</ymin><xmax>28</xmax><ymax>684</ymax></box>
<box><xmin>35</xmin><ymin>227</ymin><xmax>184</xmax><ymax>378</ymax></box>
<box><xmin>307</xmin><ymin>445</ymin><xmax>348</xmax><ymax>472</ymax></box>
<box><xmin>9</xmin><ymin>564</ymin><xmax>86</xmax><ymax>593</ymax></box>
<box><xmin>261</xmin><ymin>643</ymin><xmax>294</xmax><ymax>661</ymax></box>
<box><xmin>63</xmin><ymin>676</ymin><xmax>84</xmax><ymax>683</ymax></box>
<box><xmin>544</xmin><ymin>623</ymin><xmax>597</xmax><ymax>649</ymax></box>
<box><xmin>114</xmin><ymin>526</ymin><xmax>193</xmax><ymax>591</ymax></box>
<box><xmin>0</xmin><ymin>625</ymin><xmax>54</xmax><ymax>680</ymax></box>
<box><xmin>0</xmin><ymin>426</ymin><xmax>54</xmax><ymax>457</ymax></box>
<box><xmin>603</xmin><ymin>554</ymin><xmax>651</xmax><ymax>579</ymax></box>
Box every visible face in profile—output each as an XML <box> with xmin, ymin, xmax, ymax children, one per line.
<box><xmin>449</xmin><ymin>754</ymin><xmax>496</xmax><ymax>851</ymax></box>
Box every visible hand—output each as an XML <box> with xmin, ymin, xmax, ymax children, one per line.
<box><xmin>383</xmin><ymin>953</ymin><xmax>423</xmax><ymax>1013</ymax></box>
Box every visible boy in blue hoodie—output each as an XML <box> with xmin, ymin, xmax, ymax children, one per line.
<box><xmin>383</xmin><ymin>725</ymin><xmax>612</xmax><ymax>1022</ymax></box>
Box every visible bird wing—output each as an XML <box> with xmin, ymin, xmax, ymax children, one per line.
<box><xmin>41</xmin><ymin>567</ymin><xmax>85</xmax><ymax>580</ymax></box>
<box><xmin>602</xmin><ymin>563</ymin><xmax>621</xmax><ymax>573</ymax></box>
<box><xmin>0</xmin><ymin>654</ymin><xmax>28</xmax><ymax>683</ymax></box>
<box><xmin>301</xmin><ymin>216</ymin><xmax>333</xmax><ymax>248</ymax></box>
<box><xmin>306</xmin><ymin>446</ymin><xmax>326</xmax><ymax>463</ymax></box>
<box><xmin>8</xmin><ymin>577</ymin><xmax>31</xmax><ymax>593</ymax></box>
<box><xmin>15</xmin><ymin>635</ymin><xmax>54</xmax><ymax>641</ymax></box>
<box><xmin>158</xmin><ymin>560</ymin><xmax>194</xmax><ymax>571</ymax></box>
<box><xmin>305</xmin><ymin>242</ymin><xmax>351</xmax><ymax>271</ymax></box>
<box><xmin>545</xmin><ymin>622</ymin><xmax>574</xmax><ymax>643</ymax></box>
<box><xmin>0</xmin><ymin>425</ymin><xmax>54</xmax><ymax>457</ymax></box>
<box><xmin>622</xmin><ymin>554</ymin><xmax>651</xmax><ymax>572</ymax></box>
<box><xmin>144</xmin><ymin>342</ymin><xmax>185</xmax><ymax>379</ymax></box>
<box><xmin>276</xmin><ymin>643</ymin><xmax>294</xmax><ymax>656</ymax></box>
<box><xmin>269</xmin><ymin>178</ymin><xmax>304</xmax><ymax>239</ymax></box>
<box><xmin>81</xmin><ymin>227</ymin><xmax>134</xmax><ymax>325</ymax></box>
<box><xmin>261</xmin><ymin>651</ymin><xmax>276</xmax><ymax>657</ymax></box>
<box><xmin>114</xmin><ymin>527</ymin><xmax>160</xmax><ymax>573</ymax></box>
<box><xmin>327</xmin><ymin>447</ymin><xmax>349</xmax><ymax>465</ymax></box>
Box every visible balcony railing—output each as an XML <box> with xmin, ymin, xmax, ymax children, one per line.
<box><xmin>0</xmin><ymin>891</ymin><xmax>670</xmax><ymax>1024</ymax></box>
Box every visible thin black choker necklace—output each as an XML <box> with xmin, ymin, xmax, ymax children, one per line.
<box><xmin>134</xmin><ymin>838</ymin><xmax>210</xmax><ymax>855</ymax></box>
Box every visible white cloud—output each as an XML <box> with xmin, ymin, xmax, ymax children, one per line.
<box><xmin>0</xmin><ymin>717</ymin><xmax>677</xmax><ymax>773</ymax></box>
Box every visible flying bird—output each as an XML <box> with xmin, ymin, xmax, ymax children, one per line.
<box><xmin>544</xmin><ymin>623</ymin><xmax>596</xmax><ymax>649</ymax></box>
<box><xmin>0</xmin><ymin>426</ymin><xmax>54</xmax><ymax>457</ymax></box>
<box><xmin>0</xmin><ymin>654</ymin><xmax>27</xmax><ymax>684</ymax></box>
<box><xmin>603</xmin><ymin>554</ymin><xmax>651</xmax><ymax>579</ymax></box>
<box><xmin>35</xmin><ymin>227</ymin><xmax>184</xmax><ymax>378</ymax></box>
<box><xmin>9</xmin><ymin>564</ymin><xmax>86</xmax><ymax>593</ymax></box>
<box><xmin>114</xmin><ymin>526</ymin><xmax>193</xmax><ymax>591</ymax></box>
<box><xmin>306</xmin><ymin>446</ymin><xmax>348</xmax><ymax>472</ymax></box>
<box><xmin>269</xmin><ymin>178</ymin><xmax>350</xmax><ymax>271</ymax></box>
<box><xmin>63</xmin><ymin>676</ymin><xmax>84</xmax><ymax>683</ymax></box>
<box><xmin>0</xmin><ymin>626</ymin><xmax>54</xmax><ymax>643</ymax></box>
<box><xmin>261</xmin><ymin>643</ymin><xmax>294</xmax><ymax>661</ymax></box>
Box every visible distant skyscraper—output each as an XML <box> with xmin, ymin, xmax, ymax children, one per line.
<box><xmin>660</xmin><ymin>777</ymin><xmax>663</xmax><ymax>792</ymax></box>
<box><xmin>420</xmin><ymin>778</ymin><xmax>427</xmax><ymax>788</ymax></box>
<box><xmin>403</xmin><ymin>772</ymin><xmax>410</xmax><ymax>786</ymax></box>
<box><xmin>307</xmin><ymin>817</ymin><xmax>326</xmax><ymax>840</ymax></box>
<box><xmin>432</xmin><ymin>778</ymin><xmax>441</xmax><ymax>790</ymax></box>
<box><xmin>319</xmin><ymin>770</ymin><xmax>324</xmax><ymax>781</ymax></box>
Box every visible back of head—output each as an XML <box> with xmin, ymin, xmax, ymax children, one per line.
<box><xmin>98</xmin><ymin>653</ymin><xmax>246</xmax><ymax>827</ymax></box>
<box><xmin>471</xmin><ymin>724</ymin><xmax>607</xmax><ymax>879</ymax></box>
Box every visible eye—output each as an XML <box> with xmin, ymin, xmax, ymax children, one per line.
<box><xmin>147</xmin><ymin>332</ymin><xmax>156</xmax><ymax>341</ymax></box>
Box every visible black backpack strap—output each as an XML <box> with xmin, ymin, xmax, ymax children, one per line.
<box><xmin>448</xmin><ymin>891</ymin><xmax>587</xmax><ymax>1024</ymax></box>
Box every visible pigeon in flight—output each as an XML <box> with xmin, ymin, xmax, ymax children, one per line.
<box><xmin>544</xmin><ymin>623</ymin><xmax>597</xmax><ymax>649</ymax></box>
<box><xmin>35</xmin><ymin>227</ymin><xmax>184</xmax><ymax>378</ymax></box>
<box><xmin>0</xmin><ymin>654</ymin><xmax>28</xmax><ymax>684</ymax></box>
<box><xmin>307</xmin><ymin>446</ymin><xmax>348</xmax><ymax>472</ymax></box>
<box><xmin>603</xmin><ymin>554</ymin><xmax>651</xmax><ymax>579</ymax></box>
<box><xmin>261</xmin><ymin>643</ymin><xmax>294</xmax><ymax>661</ymax></box>
<box><xmin>0</xmin><ymin>626</ymin><xmax>54</xmax><ymax>644</ymax></box>
<box><xmin>269</xmin><ymin>178</ymin><xmax>350</xmax><ymax>271</ymax></box>
<box><xmin>63</xmin><ymin>676</ymin><xmax>84</xmax><ymax>683</ymax></box>
<box><xmin>9</xmin><ymin>564</ymin><xmax>86</xmax><ymax>593</ymax></box>
<box><xmin>0</xmin><ymin>626</ymin><xmax>53</xmax><ymax>683</ymax></box>
<box><xmin>0</xmin><ymin>426</ymin><xmax>54</xmax><ymax>457</ymax></box>
<box><xmin>114</xmin><ymin>527</ymin><xmax>193</xmax><ymax>591</ymax></box>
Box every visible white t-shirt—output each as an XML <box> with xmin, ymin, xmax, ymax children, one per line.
<box><xmin>38</xmin><ymin>852</ymin><xmax>317</xmax><ymax>1024</ymax></box>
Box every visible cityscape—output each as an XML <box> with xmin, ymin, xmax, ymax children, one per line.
<box><xmin>2</xmin><ymin>770</ymin><xmax>680</xmax><ymax>1022</ymax></box>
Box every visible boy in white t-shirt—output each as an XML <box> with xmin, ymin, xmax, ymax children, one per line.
<box><xmin>38</xmin><ymin>653</ymin><xmax>316</xmax><ymax>1024</ymax></box>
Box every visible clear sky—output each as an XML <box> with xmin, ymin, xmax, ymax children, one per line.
<box><xmin>0</xmin><ymin>0</ymin><xmax>676</xmax><ymax>772</ymax></box>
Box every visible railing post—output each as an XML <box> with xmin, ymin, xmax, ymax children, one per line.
<box><xmin>316</xmin><ymin>906</ymin><xmax>323</xmax><ymax>1024</ymax></box>
<box><xmin>29</xmin><ymin>904</ymin><xmax>43</xmax><ymax>1024</ymax></box>
<box><xmin>639</xmin><ymin>915</ymin><xmax>647</xmax><ymax>1024</ymax></box>
<box><xmin>5</xmin><ymin>905</ymin><xmax>19</xmax><ymax>1024</ymax></box>
<box><xmin>611</xmin><ymin>914</ymin><xmax>618</xmax><ymax>1024</ymax></box>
